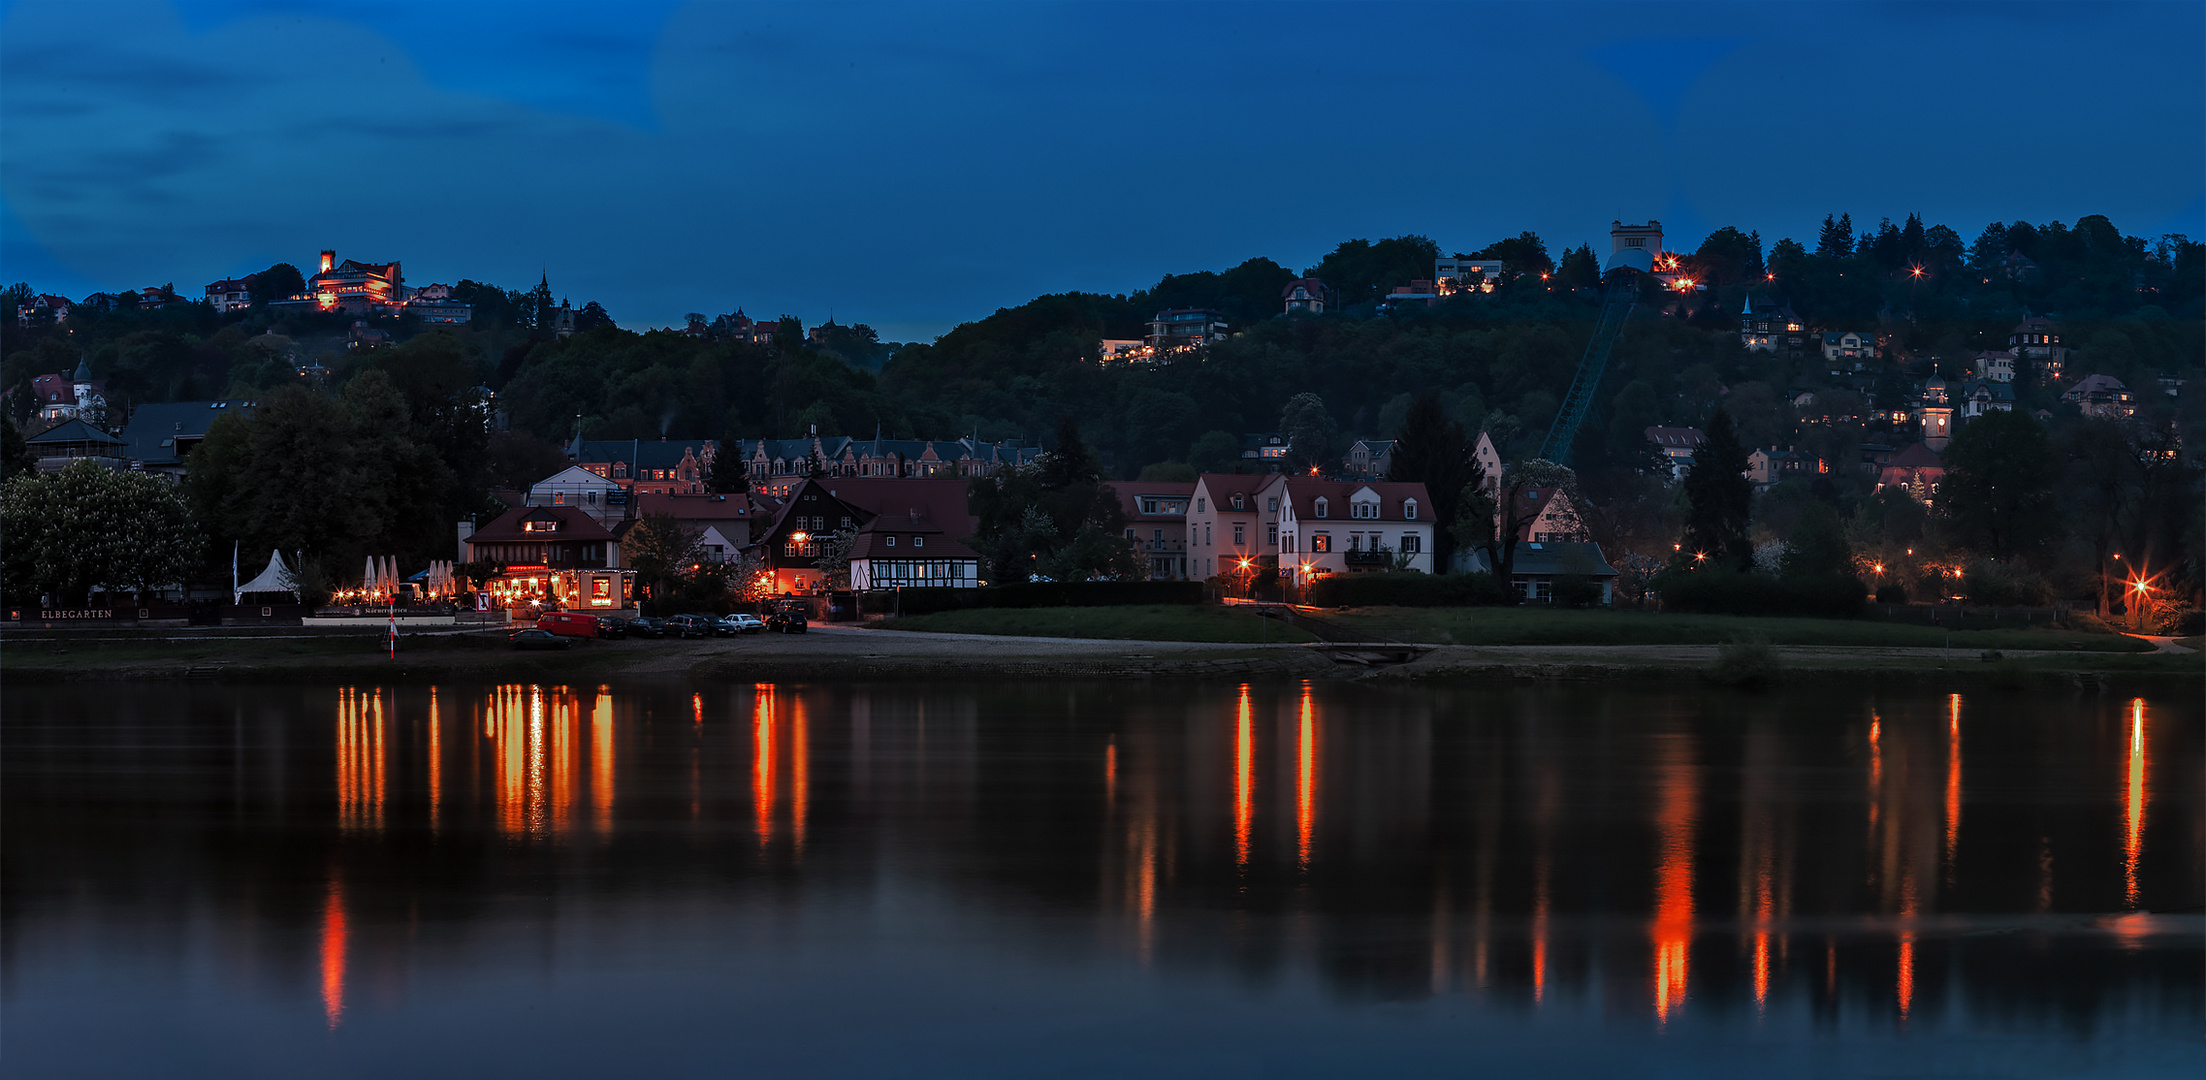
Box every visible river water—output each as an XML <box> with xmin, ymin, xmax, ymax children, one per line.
<box><xmin>4</xmin><ymin>680</ymin><xmax>2199</xmax><ymax>1077</ymax></box>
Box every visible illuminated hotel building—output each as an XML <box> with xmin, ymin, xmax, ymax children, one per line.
<box><xmin>264</xmin><ymin>249</ymin><xmax>472</xmax><ymax>321</ymax></box>
<box><xmin>463</xmin><ymin>505</ymin><xmax>634</xmax><ymax>611</ymax></box>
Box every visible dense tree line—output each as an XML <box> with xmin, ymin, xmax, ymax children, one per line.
<box><xmin>3</xmin><ymin>211</ymin><xmax>2200</xmax><ymax>611</ymax></box>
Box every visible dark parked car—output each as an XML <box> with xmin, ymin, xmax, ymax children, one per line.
<box><xmin>666</xmin><ymin>614</ymin><xmax>715</xmax><ymax>639</ymax></box>
<box><xmin>595</xmin><ymin>616</ymin><xmax>627</xmax><ymax>639</ymax></box>
<box><xmin>509</xmin><ymin>628</ymin><xmax>571</xmax><ymax>650</ymax></box>
<box><xmin>626</xmin><ymin>616</ymin><xmax>667</xmax><ymax>639</ymax></box>
<box><xmin>766</xmin><ymin>610</ymin><xmax>808</xmax><ymax>634</ymax></box>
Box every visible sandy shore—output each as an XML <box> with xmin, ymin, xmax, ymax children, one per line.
<box><xmin>3</xmin><ymin>622</ymin><xmax>2196</xmax><ymax>691</ymax></box>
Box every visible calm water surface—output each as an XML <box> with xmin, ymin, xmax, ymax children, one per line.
<box><xmin>4</xmin><ymin>679</ymin><xmax>2200</xmax><ymax>1077</ymax></box>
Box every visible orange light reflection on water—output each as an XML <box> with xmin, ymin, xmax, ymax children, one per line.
<box><xmin>2124</xmin><ymin>697</ymin><xmax>2148</xmax><ymax>909</ymax></box>
<box><xmin>1944</xmin><ymin>694</ymin><xmax>1962</xmax><ymax>871</ymax></box>
<box><xmin>319</xmin><ymin>876</ymin><xmax>347</xmax><ymax>1030</ymax></box>
<box><xmin>1296</xmin><ymin>684</ymin><xmax>1315</xmax><ymax>870</ymax></box>
<box><xmin>755</xmin><ymin>686</ymin><xmax>776</xmax><ymax>848</ymax></box>
<box><xmin>427</xmin><ymin>687</ymin><xmax>441</xmax><ymax>833</ymax></box>
<box><xmin>1650</xmin><ymin>733</ymin><xmax>1697</xmax><ymax>1022</ymax></box>
<box><xmin>792</xmin><ymin>695</ymin><xmax>809</xmax><ymax>855</ymax></box>
<box><xmin>1234</xmin><ymin>685</ymin><xmax>1253</xmax><ymax>869</ymax></box>
<box><xmin>335</xmin><ymin>688</ymin><xmax>386</xmax><ymax>833</ymax></box>
<box><xmin>591</xmin><ymin>690</ymin><xmax>614</xmax><ymax>835</ymax></box>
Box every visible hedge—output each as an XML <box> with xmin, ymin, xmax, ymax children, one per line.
<box><xmin>864</xmin><ymin>580</ymin><xmax>1204</xmax><ymax>616</ymax></box>
<box><xmin>1654</xmin><ymin>568</ymin><xmax>1866</xmax><ymax>619</ymax></box>
<box><xmin>1305</xmin><ymin>572</ymin><xmax>1512</xmax><ymax>608</ymax></box>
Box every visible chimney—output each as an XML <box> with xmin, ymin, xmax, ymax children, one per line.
<box><xmin>320</xmin><ymin>250</ymin><xmax>335</xmax><ymax>274</ymax></box>
<box><xmin>455</xmin><ymin>520</ymin><xmax>475</xmax><ymax>563</ymax></box>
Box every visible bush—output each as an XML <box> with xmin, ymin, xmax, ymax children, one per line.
<box><xmin>1874</xmin><ymin>582</ymin><xmax>1908</xmax><ymax>604</ymax></box>
<box><xmin>868</xmin><ymin>580</ymin><xmax>1202</xmax><ymax>616</ymax></box>
<box><xmin>1962</xmin><ymin>559</ymin><xmax>2053</xmax><ymax>606</ymax></box>
<box><xmin>1707</xmin><ymin>635</ymin><xmax>1782</xmax><ymax>687</ymax></box>
<box><xmin>1305</xmin><ymin>572</ymin><xmax>1511</xmax><ymax>608</ymax></box>
<box><xmin>2149</xmin><ymin>607</ymin><xmax>2203</xmax><ymax>636</ymax></box>
<box><xmin>2064</xmin><ymin>611</ymin><xmax>2120</xmax><ymax>635</ymax></box>
<box><xmin>1654</xmin><ymin>567</ymin><xmax>1865</xmax><ymax>619</ymax></box>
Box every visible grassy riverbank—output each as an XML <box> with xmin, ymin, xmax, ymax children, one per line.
<box><xmin>872</xmin><ymin>603</ymin><xmax>2152</xmax><ymax>653</ymax></box>
<box><xmin>1326</xmin><ymin>607</ymin><xmax>2154</xmax><ymax>652</ymax></box>
<box><xmin>869</xmin><ymin>604</ymin><xmax>1314</xmax><ymax>643</ymax></box>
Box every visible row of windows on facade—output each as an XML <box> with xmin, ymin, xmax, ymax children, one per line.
<box><xmin>585</xmin><ymin>464</ymin><xmax>695</xmax><ymax>482</ymax></box>
<box><xmin>1190</xmin><ymin>520</ymin><xmax>1419</xmax><ymax>553</ymax></box>
<box><xmin>477</xmin><ymin>543</ymin><xmax>607</xmax><ymax>562</ymax></box>
<box><xmin>1194</xmin><ymin>495</ymin><xmax>1414</xmax><ymax>520</ymax></box>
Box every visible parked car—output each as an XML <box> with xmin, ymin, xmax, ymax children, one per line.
<box><xmin>509</xmin><ymin>628</ymin><xmax>571</xmax><ymax>650</ymax></box>
<box><xmin>719</xmin><ymin>613</ymin><xmax>766</xmax><ymax>635</ymax></box>
<box><xmin>595</xmin><ymin>616</ymin><xmax>627</xmax><ymax>639</ymax></box>
<box><xmin>627</xmin><ymin>616</ymin><xmax>666</xmax><ymax>639</ymax></box>
<box><xmin>536</xmin><ymin>610</ymin><xmax>600</xmax><ymax>638</ymax></box>
<box><xmin>666</xmin><ymin>614</ymin><xmax>715</xmax><ymax>639</ymax></box>
<box><xmin>766</xmin><ymin>610</ymin><xmax>808</xmax><ymax>634</ymax></box>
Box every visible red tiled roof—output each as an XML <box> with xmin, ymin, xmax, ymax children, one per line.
<box><xmin>1887</xmin><ymin>442</ymin><xmax>1943</xmax><ymax>468</ymax></box>
<box><xmin>469</xmin><ymin>505</ymin><xmax>616</xmax><ymax>544</ymax></box>
<box><xmin>1281</xmin><ymin>478</ymin><xmax>1431</xmax><ymax>522</ymax></box>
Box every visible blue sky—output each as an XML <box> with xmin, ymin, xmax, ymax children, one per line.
<box><xmin>3</xmin><ymin>1</ymin><xmax>2200</xmax><ymax>340</ymax></box>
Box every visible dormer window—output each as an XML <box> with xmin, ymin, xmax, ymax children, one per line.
<box><xmin>1403</xmin><ymin>498</ymin><xmax>1417</xmax><ymax>520</ymax></box>
<box><xmin>1352</xmin><ymin>501</ymin><xmax>1378</xmax><ymax>520</ymax></box>
<box><xmin>524</xmin><ymin>519</ymin><xmax>559</xmax><ymax>533</ymax></box>
<box><xmin>913</xmin><ymin>536</ymin><xmax>924</xmax><ymax>548</ymax></box>
<box><xmin>1231</xmin><ymin>493</ymin><xmax>1244</xmax><ymax>511</ymax></box>
<box><xmin>885</xmin><ymin>535</ymin><xmax>896</xmax><ymax>547</ymax></box>
<box><xmin>1314</xmin><ymin>497</ymin><xmax>1328</xmax><ymax>519</ymax></box>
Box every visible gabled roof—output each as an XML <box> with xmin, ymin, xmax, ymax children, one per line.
<box><xmin>1193</xmin><ymin>473</ymin><xmax>1279</xmax><ymax>507</ymax></box>
<box><xmin>1280</xmin><ymin>478</ymin><xmax>1430</xmax><ymax>522</ymax></box>
<box><xmin>1644</xmin><ymin>426</ymin><xmax>1706</xmax><ymax>448</ymax></box>
<box><xmin>843</xmin><ymin>481</ymin><xmax>982</xmax><ymax>560</ymax></box>
<box><xmin>530</xmin><ymin>464</ymin><xmax>624</xmax><ymax>489</ymax></box>
<box><xmin>2063</xmin><ymin>374</ymin><xmax>2128</xmax><ymax>399</ymax></box>
<box><xmin>1887</xmin><ymin>442</ymin><xmax>1943</xmax><ymax>469</ymax></box>
<box><xmin>571</xmin><ymin>438</ymin><xmax>717</xmax><ymax>471</ymax></box>
<box><xmin>635</xmin><ymin>491</ymin><xmax>753</xmax><ymax>521</ymax></box>
<box><xmin>1469</xmin><ymin>541</ymin><xmax>1618</xmax><ymax>578</ymax></box>
<box><xmin>26</xmin><ymin>418</ymin><xmax>121</xmax><ymax>446</ymax></box>
<box><xmin>1117</xmin><ymin>482</ymin><xmax>1195</xmax><ymax>519</ymax></box>
<box><xmin>118</xmin><ymin>400</ymin><xmax>254</xmax><ymax>464</ymax></box>
<box><xmin>468</xmin><ymin>505</ymin><xmax>616</xmax><ymax>544</ymax></box>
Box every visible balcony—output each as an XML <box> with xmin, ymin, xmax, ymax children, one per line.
<box><xmin>1344</xmin><ymin>549</ymin><xmax>1392</xmax><ymax>567</ymax></box>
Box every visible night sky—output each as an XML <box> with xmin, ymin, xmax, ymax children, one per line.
<box><xmin>3</xmin><ymin>0</ymin><xmax>2199</xmax><ymax>340</ymax></box>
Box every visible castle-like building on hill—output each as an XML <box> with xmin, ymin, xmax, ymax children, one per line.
<box><xmin>266</xmin><ymin>249</ymin><xmax>470</xmax><ymax>323</ymax></box>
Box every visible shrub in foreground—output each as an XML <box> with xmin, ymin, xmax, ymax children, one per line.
<box><xmin>1654</xmin><ymin>567</ymin><xmax>1865</xmax><ymax>619</ymax></box>
<box><xmin>1306</xmin><ymin>572</ymin><xmax>1511</xmax><ymax>608</ymax></box>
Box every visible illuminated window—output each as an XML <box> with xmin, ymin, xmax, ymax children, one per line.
<box><xmin>1311</xmin><ymin>533</ymin><xmax>1330</xmax><ymax>553</ymax></box>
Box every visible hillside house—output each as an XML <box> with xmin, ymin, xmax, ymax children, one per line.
<box><xmin>1118</xmin><ymin>482</ymin><xmax>1194</xmax><ymax>580</ymax></box>
<box><xmin>1277</xmin><ymin>479</ymin><xmax>1434</xmax><ymax>585</ymax></box>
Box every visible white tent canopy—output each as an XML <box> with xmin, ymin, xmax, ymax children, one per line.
<box><xmin>235</xmin><ymin>550</ymin><xmax>298</xmax><ymax>604</ymax></box>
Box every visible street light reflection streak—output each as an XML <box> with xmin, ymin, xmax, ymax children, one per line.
<box><xmin>1650</xmin><ymin>733</ymin><xmax>1698</xmax><ymax>1022</ymax></box>
<box><xmin>1945</xmin><ymin>694</ymin><xmax>1962</xmax><ymax>871</ymax></box>
<box><xmin>1296</xmin><ymin>684</ymin><xmax>1315</xmax><ymax>870</ymax></box>
<box><xmin>427</xmin><ymin>687</ymin><xmax>441</xmax><ymax>834</ymax></box>
<box><xmin>319</xmin><ymin>875</ymin><xmax>347</xmax><ymax>1030</ymax></box>
<box><xmin>792</xmin><ymin>695</ymin><xmax>809</xmax><ymax>855</ymax></box>
<box><xmin>591</xmin><ymin>690</ymin><xmax>614</xmax><ymax>835</ymax></box>
<box><xmin>754</xmin><ymin>686</ymin><xmax>775</xmax><ymax>847</ymax></box>
<box><xmin>1234</xmin><ymin>684</ymin><xmax>1253</xmax><ymax>869</ymax></box>
<box><xmin>2124</xmin><ymin>698</ymin><xmax>2148</xmax><ymax>909</ymax></box>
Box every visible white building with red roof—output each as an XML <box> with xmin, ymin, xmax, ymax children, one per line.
<box><xmin>1277</xmin><ymin>478</ymin><xmax>1434</xmax><ymax>585</ymax></box>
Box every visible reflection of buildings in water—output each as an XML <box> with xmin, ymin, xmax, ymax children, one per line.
<box><xmin>135</xmin><ymin>682</ymin><xmax>2190</xmax><ymax>1037</ymax></box>
<box><xmin>1737</xmin><ymin>716</ymin><xmax>1795</xmax><ymax>1013</ymax></box>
